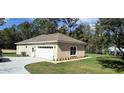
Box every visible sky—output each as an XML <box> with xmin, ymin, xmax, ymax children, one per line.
<box><xmin>0</xmin><ymin>18</ymin><xmax>33</xmax><ymax>30</ymax></box>
<box><xmin>0</xmin><ymin>18</ymin><xmax>98</xmax><ymax>30</ymax></box>
<box><xmin>80</xmin><ymin>18</ymin><xmax>98</xmax><ymax>24</ymax></box>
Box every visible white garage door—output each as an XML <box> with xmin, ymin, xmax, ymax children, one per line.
<box><xmin>35</xmin><ymin>46</ymin><xmax>53</xmax><ymax>60</ymax></box>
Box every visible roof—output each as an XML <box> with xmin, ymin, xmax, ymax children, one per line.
<box><xmin>15</xmin><ymin>33</ymin><xmax>86</xmax><ymax>45</ymax></box>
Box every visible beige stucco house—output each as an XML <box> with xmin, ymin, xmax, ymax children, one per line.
<box><xmin>15</xmin><ymin>33</ymin><xmax>86</xmax><ymax>61</ymax></box>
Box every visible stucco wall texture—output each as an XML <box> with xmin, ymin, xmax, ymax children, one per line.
<box><xmin>16</xmin><ymin>43</ymin><xmax>85</xmax><ymax>62</ymax></box>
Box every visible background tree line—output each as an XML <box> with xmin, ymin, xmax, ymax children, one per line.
<box><xmin>0</xmin><ymin>18</ymin><xmax>97</xmax><ymax>50</ymax></box>
<box><xmin>0</xmin><ymin>18</ymin><xmax>123</xmax><ymax>59</ymax></box>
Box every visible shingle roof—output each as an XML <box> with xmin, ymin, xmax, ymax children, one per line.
<box><xmin>15</xmin><ymin>33</ymin><xmax>86</xmax><ymax>45</ymax></box>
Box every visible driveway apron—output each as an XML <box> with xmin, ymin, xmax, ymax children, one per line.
<box><xmin>0</xmin><ymin>57</ymin><xmax>47</xmax><ymax>74</ymax></box>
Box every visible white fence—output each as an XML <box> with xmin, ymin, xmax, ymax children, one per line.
<box><xmin>2</xmin><ymin>49</ymin><xmax>16</xmax><ymax>53</ymax></box>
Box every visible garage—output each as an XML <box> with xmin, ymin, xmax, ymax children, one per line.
<box><xmin>16</xmin><ymin>33</ymin><xmax>86</xmax><ymax>62</ymax></box>
<box><xmin>35</xmin><ymin>46</ymin><xmax>54</xmax><ymax>60</ymax></box>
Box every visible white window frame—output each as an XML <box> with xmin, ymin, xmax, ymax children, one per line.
<box><xmin>70</xmin><ymin>46</ymin><xmax>77</xmax><ymax>56</ymax></box>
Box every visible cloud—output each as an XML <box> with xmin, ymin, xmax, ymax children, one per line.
<box><xmin>5</xmin><ymin>18</ymin><xmax>10</xmax><ymax>23</ymax></box>
<box><xmin>79</xmin><ymin>18</ymin><xmax>99</xmax><ymax>24</ymax></box>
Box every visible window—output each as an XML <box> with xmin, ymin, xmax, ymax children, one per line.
<box><xmin>70</xmin><ymin>47</ymin><xmax>76</xmax><ymax>55</ymax></box>
<box><xmin>38</xmin><ymin>46</ymin><xmax>53</xmax><ymax>48</ymax></box>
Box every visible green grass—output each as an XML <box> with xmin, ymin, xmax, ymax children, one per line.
<box><xmin>25</xmin><ymin>54</ymin><xmax>124</xmax><ymax>74</ymax></box>
<box><xmin>3</xmin><ymin>53</ymin><xmax>22</xmax><ymax>57</ymax></box>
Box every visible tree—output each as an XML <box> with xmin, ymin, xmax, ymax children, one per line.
<box><xmin>58</xmin><ymin>25</ymin><xmax>68</xmax><ymax>34</ymax></box>
<box><xmin>57</xmin><ymin>18</ymin><xmax>79</xmax><ymax>36</ymax></box>
<box><xmin>32</xmin><ymin>18</ymin><xmax>58</xmax><ymax>35</ymax></box>
<box><xmin>0</xmin><ymin>18</ymin><xmax>5</xmax><ymax>26</ymax></box>
<box><xmin>0</xmin><ymin>18</ymin><xmax>5</xmax><ymax>48</ymax></box>
<box><xmin>0</xmin><ymin>31</ymin><xmax>4</xmax><ymax>48</ymax></box>
<box><xmin>94</xmin><ymin>23</ymin><xmax>112</xmax><ymax>54</ymax></box>
<box><xmin>17</xmin><ymin>21</ymin><xmax>33</xmax><ymax>40</ymax></box>
<box><xmin>73</xmin><ymin>24</ymin><xmax>92</xmax><ymax>41</ymax></box>
<box><xmin>74</xmin><ymin>24</ymin><xmax>102</xmax><ymax>53</ymax></box>
<box><xmin>3</xmin><ymin>25</ymin><xmax>19</xmax><ymax>49</ymax></box>
<box><xmin>98</xmin><ymin>18</ymin><xmax>124</xmax><ymax>60</ymax></box>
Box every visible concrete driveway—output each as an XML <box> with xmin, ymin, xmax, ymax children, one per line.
<box><xmin>0</xmin><ymin>57</ymin><xmax>48</xmax><ymax>74</ymax></box>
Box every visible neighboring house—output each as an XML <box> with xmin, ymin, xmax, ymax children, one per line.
<box><xmin>108</xmin><ymin>46</ymin><xmax>124</xmax><ymax>55</ymax></box>
<box><xmin>15</xmin><ymin>33</ymin><xmax>86</xmax><ymax>61</ymax></box>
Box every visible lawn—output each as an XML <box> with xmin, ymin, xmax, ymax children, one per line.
<box><xmin>25</xmin><ymin>54</ymin><xmax>124</xmax><ymax>74</ymax></box>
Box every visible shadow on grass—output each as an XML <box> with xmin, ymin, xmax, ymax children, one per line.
<box><xmin>0</xmin><ymin>58</ymin><xmax>11</xmax><ymax>63</ymax></box>
<box><xmin>98</xmin><ymin>57</ymin><xmax>124</xmax><ymax>72</ymax></box>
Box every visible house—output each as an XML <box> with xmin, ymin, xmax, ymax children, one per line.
<box><xmin>108</xmin><ymin>46</ymin><xmax>124</xmax><ymax>55</ymax></box>
<box><xmin>15</xmin><ymin>33</ymin><xmax>86</xmax><ymax>61</ymax></box>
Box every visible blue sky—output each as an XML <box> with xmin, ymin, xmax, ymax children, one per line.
<box><xmin>0</xmin><ymin>18</ymin><xmax>98</xmax><ymax>30</ymax></box>
<box><xmin>0</xmin><ymin>18</ymin><xmax>33</xmax><ymax>30</ymax></box>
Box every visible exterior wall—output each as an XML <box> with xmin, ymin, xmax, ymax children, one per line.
<box><xmin>16</xmin><ymin>45</ymin><xmax>35</xmax><ymax>56</ymax></box>
<box><xmin>56</xmin><ymin>43</ymin><xmax>85</xmax><ymax>61</ymax></box>
<box><xmin>16</xmin><ymin>44</ymin><xmax>58</xmax><ymax>60</ymax></box>
<box><xmin>16</xmin><ymin>43</ymin><xmax>85</xmax><ymax>62</ymax></box>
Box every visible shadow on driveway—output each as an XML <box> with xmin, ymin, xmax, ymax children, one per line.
<box><xmin>0</xmin><ymin>58</ymin><xmax>11</xmax><ymax>63</ymax></box>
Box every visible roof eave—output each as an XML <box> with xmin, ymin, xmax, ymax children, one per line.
<box><xmin>15</xmin><ymin>40</ymin><xmax>87</xmax><ymax>45</ymax></box>
<box><xmin>15</xmin><ymin>40</ymin><xmax>58</xmax><ymax>45</ymax></box>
